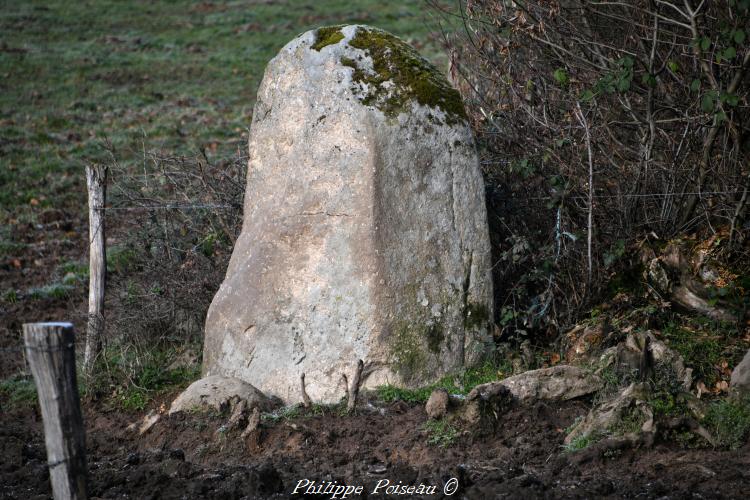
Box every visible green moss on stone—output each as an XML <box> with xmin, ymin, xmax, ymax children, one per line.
<box><xmin>311</xmin><ymin>26</ymin><xmax>345</xmax><ymax>51</ymax></box>
<box><xmin>340</xmin><ymin>56</ymin><xmax>358</xmax><ymax>69</ymax></box>
<box><xmin>464</xmin><ymin>302</ymin><xmax>489</xmax><ymax>329</ymax></box>
<box><xmin>345</xmin><ymin>27</ymin><xmax>467</xmax><ymax>124</ymax></box>
<box><xmin>426</xmin><ymin>324</ymin><xmax>444</xmax><ymax>354</ymax></box>
<box><xmin>391</xmin><ymin>322</ymin><xmax>427</xmax><ymax>381</ymax></box>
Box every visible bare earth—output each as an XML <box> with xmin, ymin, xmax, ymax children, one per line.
<box><xmin>2</xmin><ymin>394</ymin><xmax>749</xmax><ymax>499</ymax></box>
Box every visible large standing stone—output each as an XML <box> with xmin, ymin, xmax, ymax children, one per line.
<box><xmin>203</xmin><ymin>25</ymin><xmax>493</xmax><ymax>403</ymax></box>
<box><xmin>730</xmin><ymin>349</ymin><xmax>750</xmax><ymax>393</ymax></box>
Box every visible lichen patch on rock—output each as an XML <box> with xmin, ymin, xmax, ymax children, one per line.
<box><xmin>343</xmin><ymin>26</ymin><xmax>467</xmax><ymax>124</ymax></box>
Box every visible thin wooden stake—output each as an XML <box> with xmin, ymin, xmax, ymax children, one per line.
<box><xmin>84</xmin><ymin>165</ymin><xmax>107</xmax><ymax>378</ymax></box>
<box><xmin>575</xmin><ymin>102</ymin><xmax>594</xmax><ymax>288</ymax></box>
<box><xmin>24</xmin><ymin>322</ymin><xmax>88</xmax><ymax>500</ymax></box>
<box><xmin>346</xmin><ymin>359</ymin><xmax>364</xmax><ymax>414</ymax></box>
<box><xmin>300</xmin><ymin>373</ymin><xmax>312</xmax><ymax>408</ymax></box>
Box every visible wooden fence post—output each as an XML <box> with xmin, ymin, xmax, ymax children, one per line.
<box><xmin>23</xmin><ymin>322</ymin><xmax>88</xmax><ymax>500</ymax></box>
<box><xmin>84</xmin><ymin>165</ymin><xmax>107</xmax><ymax>378</ymax></box>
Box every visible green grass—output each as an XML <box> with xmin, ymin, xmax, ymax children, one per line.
<box><xmin>27</xmin><ymin>283</ymin><xmax>75</xmax><ymax>300</ymax></box>
<box><xmin>376</xmin><ymin>360</ymin><xmax>511</xmax><ymax>403</ymax></box>
<box><xmin>0</xmin><ymin>374</ymin><xmax>38</xmax><ymax>408</ymax></box>
<box><xmin>662</xmin><ymin>316</ymin><xmax>743</xmax><ymax>386</ymax></box>
<box><xmin>704</xmin><ymin>396</ymin><xmax>750</xmax><ymax>449</ymax></box>
<box><xmin>563</xmin><ymin>433</ymin><xmax>598</xmax><ymax>452</ymax></box>
<box><xmin>262</xmin><ymin>401</ymin><xmax>348</xmax><ymax>423</ymax></box>
<box><xmin>0</xmin><ymin>0</ymin><xmax>438</xmax><ymax>215</ymax></box>
<box><xmin>422</xmin><ymin>418</ymin><xmax>460</xmax><ymax>447</ymax></box>
<box><xmin>2</xmin><ymin>288</ymin><xmax>18</xmax><ymax>304</ymax></box>
<box><xmin>106</xmin><ymin>245</ymin><xmax>138</xmax><ymax>274</ymax></box>
<box><xmin>81</xmin><ymin>344</ymin><xmax>201</xmax><ymax>411</ymax></box>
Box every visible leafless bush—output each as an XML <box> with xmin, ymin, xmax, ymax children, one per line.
<box><xmin>101</xmin><ymin>145</ymin><xmax>246</xmax><ymax>355</ymax></box>
<box><xmin>430</xmin><ymin>0</ymin><xmax>749</xmax><ymax>339</ymax></box>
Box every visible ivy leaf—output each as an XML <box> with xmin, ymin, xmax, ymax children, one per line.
<box><xmin>724</xmin><ymin>46</ymin><xmax>737</xmax><ymax>60</ymax></box>
<box><xmin>690</xmin><ymin>79</ymin><xmax>701</xmax><ymax>92</ymax></box>
<box><xmin>581</xmin><ymin>89</ymin><xmax>594</xmax><ymax>102</ymax></box>
<box><xmin>553</xmin><ymin>68</ymin><xmax>569</xmax><ymax>87</ymax></box>
<box><xmin>617</xmin><ymin>75</ymin><xmax>631</xmax><ymax>92</ymax></box>
<box><xmin>700</xmin><ymin>37</ymin><xmax>711</xmax><ymax>51</ymax></box>
<box><xmin>701</xmin><ymin>94</ymin><xmax>715</xmax><ymax>113</ymax></box>
<box><xmin>667</xmin><ymin>60</ymin><xmax>679</xmax><ymax>72</ymax></box>
<box><xmin>735</xmin><ymin>29</ymin><xmax>746</xmax><ymax>44</ymax></box>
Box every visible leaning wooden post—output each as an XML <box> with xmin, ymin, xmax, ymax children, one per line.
<box><xmin>84</xmin><ymin>165</ymin><xmax>107</xmax><ymax>379</ymax></box>
<box><xmin>24</xmin><ymin>322</ymin><xmax>88</xmax><ymax>500</ymax></box>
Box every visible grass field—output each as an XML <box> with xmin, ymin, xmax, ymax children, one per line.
<box><xmin>0</xmin><ymin>0</ymin><xmax>441</xmax><ymax>223</ymax></box>
<box><xmin>0</xmin><ymin>0</ymin><xmax>449</xmax><ymax>408</ymax></box>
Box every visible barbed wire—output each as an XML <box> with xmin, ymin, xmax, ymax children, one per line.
<box><xmin>492</xmin><ymin>190</ymin><xmax>741</xmax><ymax>201</ymax></box>
<box><xmin>0</xmin><ymin>345</ymin><xmax>75</xmax><ymax>353</ymax></box>
<box><xmin>98</xmin><ymin>203</ymin><xmax>234</xmax><ymax>211</ymax></box>
<box><xmin>78</xmin><ymin>190</ymin><xmax>742</xmax><ymax>213</ymax></box>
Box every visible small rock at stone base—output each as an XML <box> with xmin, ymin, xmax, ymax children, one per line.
<box><xmin>425</xmin><ymin>388</ymin><xmax>450</xmax><ymax>419</ymax></box>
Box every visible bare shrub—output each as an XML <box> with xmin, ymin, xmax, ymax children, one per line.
<box><xmin>82</xmin><ymin>144</ymin><xmax>246</xmax><ymax>400</ymax></box>
<box><xmin>432</xmin><ymin>0</ymin><xmax>750</xmax><ymax>338</ymax></box>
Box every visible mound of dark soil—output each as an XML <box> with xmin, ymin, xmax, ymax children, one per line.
<box><xmin>2</xmin><ymin>397</ymin><xmax>749</xmax><ymax>499</ymax></box>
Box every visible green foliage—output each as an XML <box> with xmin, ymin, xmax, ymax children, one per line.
<box><xmin>376</xmin><ymin>361</ymin><xmax>509</xmax><ymax>403</ymax></box>
<box><xmin>648</xmin><ymin>362</ymin><xmax>693</xmax><ymax>418</ymax></box>
<box><xmin>701</xmin><ymin>92</ymin><xmax>717</xmax><ymax>113</ymax></box>
<box><xmin>704</xmin><ymin>396</ymin><xmax>750</xmax><ymax>449</ymax></box>
<box><xmin>591</xmin><ymin>56</ymin><xmax>633</xmax><ymax>95</ymax></box>
<box><xmin>603</xmin><ymin>240</ymin><xmax>626</xmax><ymax>268</ymax></box>
<box><xmin>263</xmin><ymin>401</ymin><xmax>348</xmax><ymax>424</ymax></box>
<box><xmin>563</xmin><ymin>433</ymin><xmax>598</xmax><ymax>452</ymax></box>
<box><xmin>106</xmin><ymin>245</ymin><xmax>137</xmax><ymax>274</ymax></box>
<box><xmin>27</xmin><ymin>283</ymin><xmax>75</xmax><ymax>300</ymax></box>
<box><xmin>422</xmin><ymin>419</ymin><xmax>460</xmax><ymax>447</ymax></box>
<box><xmin>376</xmin><ymin>384</ymin><xmax>432</xmax><ymax>403</ymax></box>
<box><xmin>662</xmin><ymin>318</ymin><xmax>741</xmax><ymax>387</ymax></box>
<box><xmin>509</xmin><ymin>158</ymin><xmax>536</xmax><ymax>178</ymax></box>
<box><xmin>609</xmin><ymin>406</ymin><xmax>645</xmax><ymax>436</ymax></box>
<box><xmin>0</xmin><ymin>375</ymin><xmax>38</xmax><ymax>408</ymax></box>
<box><xmin>82</xmin><ymin>344</ymin><xmax>201</xmax><ymax>411</ymax></box>
<box><xmin>198</xmin><ymin>232</ymin><xmax>220</xmax><ymax>257</ymax></box>
<box><xmin>606</xmin><ymin>263</ymin><xmax>645</xmax><ymax>296</ymax></box>
<box><xmin>2</xmin><ymin>289</ymin><xmax>18</xmax><ymax>304</ymax></box>
<box><xmin>262</xmin><ymin>405</ymin><xmax>303</xmax><ymax>423</ymax></box>
<box><xmin>552</xmin><ymin>68</ymin><xmax>569</xmax><ymax>87</ymax></box>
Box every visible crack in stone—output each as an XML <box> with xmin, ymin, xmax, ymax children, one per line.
<box><xmin>299</xmin><ymin>211</ymin><xmax>353</xmax><ymax>217</ymax></box>
<box><xmin>460</xmin><ymin>251</ymin><xmax>473</xmax><ymax>364</ymax></box>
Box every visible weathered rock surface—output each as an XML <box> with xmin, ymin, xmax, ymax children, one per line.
<box><xmin>596</xmin><ymin>331</ymin><xmax>693</xmax><ymax>391</ymax></box>
<box><xmin>202</xmin><ymin>25</ymin><xmax>493</xmax><ymax>403</ymax></box>
<box><xmin>169</xmin><ymin>375</ymin><xmax>278</xmax><ymax>415</ymax></box>
<box><xmin>564</xmin><ymin>320</ymin><xmax>611</xmax><ymax>363</ymax></box>
<box><xmin>468</xmin><ymin>365</ymin><xmax>603</xmax><ymax>403</ymax></box>
<box><xmin>564</xmin><ymin>383</ymin><xmax>653</xmax><ymax>445</ymax></box>
<box><xmin>730</xmin><ymin>349</ymin><xmax>750</xmax><ymax>392</ymax></box>
<box><xmin>644</xmin><ymin>238</ymin><xmax>738</xmax><ymax>322</ymax></box>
